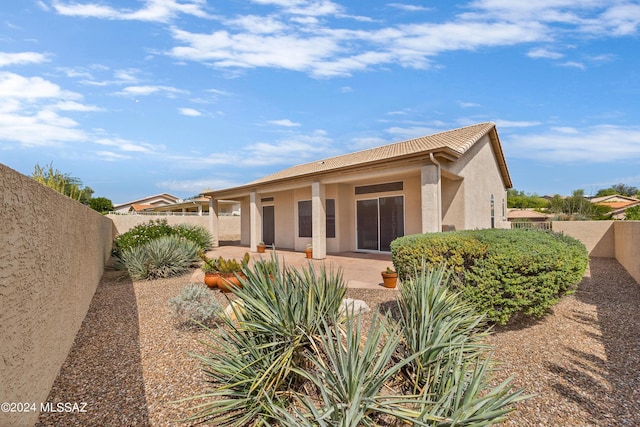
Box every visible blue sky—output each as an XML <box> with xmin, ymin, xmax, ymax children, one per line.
<box><xmin>1</xmin><ymin>0</ymin><xmax>639</xmax><ymax>204</ymax></box>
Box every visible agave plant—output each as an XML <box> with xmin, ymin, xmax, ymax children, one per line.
<box><xmin>117</xmin><ymin>235</ymin><xmax>199</xmax><ymax>280</ymax></box>
<box><xmin>396</xmin><ymin>264</ymin><xmax>528</xmax><ymax>425</ymax></box>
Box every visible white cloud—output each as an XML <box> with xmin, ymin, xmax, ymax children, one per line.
<box><xmin>0</xmin><ymin>51</ymin><xmax>49</xmax><ymax>67</ymax></box>
<box><xmin>114</xmin><ymin>85</ymin><xmax>188</xmax><ymax>97</ymax></box>
<box><xmin>387</xmin><ymin>3</ymin><xmax>431</xmax><ymax>12</ymax></box>
<box><xmin>350</xmin><ymin>136</ymin><xmax>388</xmax><ymax>150</ymax></box>
<box><xmin>158</xmin><ymin>177</ymin><xmax>241</xmax><ymax>193</ymax></box>
<box><xmin>385</xmin><ymin>126</ymin><xmax>440</xmax><ymax>140</ymax></box>
<box><xmin>47</xmin><ymin>101</ymin><xmax>103</xmax><ymax>112</ymax></box>
<box><xmin>267</xmin><ymin>119</ymin><xmax>300</xmax><ymax>127</ymax></box>
<box><xmin>495</xmin><ymin>119</ymin><xmax>542</xmax><ymax>128</ymax></box>
<box><xmin>0</xmin><ymin>71</ymin><xmax>81</xmax><ymax>100</ymax></box>
<box><xmin>560</xmin><ymin>61</ymin><xmax>586</xmax><ymax>70</ymax></box>
<box><xmin>51</xmin><ymin>0</ymin><xmax>210</xmax><ymax>23</ymax></box>
<box><xmin>527</xmin><ymin>47</ymin><xmax>564</xmax><ymax>59</ymax></box>
<box><xmin>458</xmin><ymin>100</ymin><xmax>481</xmax><ymax>108</ymax></box>
<box><xmin>95</xmin><ymin>151</ymin><xmax>131</xmax><ymax>161</ymax></box>
<box><xmin>168</xmin><ymin>12</ymin><xmax>548</xmax><ymax>77</ymax></box>
<box><xmin>241</xmin><ymin>129</ymin><xmax>333</xmax><ymax>166</ymax></box>
<box><xmin>94</xmin><ymin>137</ymin><xmax>159</xmax><ymax>153</ymax></box>
<box><xmin>179</xmin><ymin>107</ymin><xmax>202</xmax><ymax>116</ymax></box>
<box><xmin>507</xmin><ymin>124</ymin><xmax>640</xmax><ymax>162</ymax></box>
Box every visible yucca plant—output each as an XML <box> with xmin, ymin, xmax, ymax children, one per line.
<box><xmin>117</xmin><ymin>235</ymin><xmax>199</xmax><ymax>280</ymax></box>
<box><xmin>184</xmin><ymin>253</ymin><xmax>347</xmax><ymax>425</ymax></box>
<box><xmin>182</xmin><ymin>260</ymin><xmax>526</xmax><ymax>426</ymax></box>
<box><xmin>396</xmin><ymin>264</ymin><xmax>528</xmax><ymax>425</ymax></box>
<box><xmin>278</xmin><ymin>313</ymin><xmax>427</xmax><ymax>426</ymax></box>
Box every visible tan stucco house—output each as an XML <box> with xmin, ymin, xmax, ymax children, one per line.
<box><xmin>203</xmin><ymin>122</ymin><xmax>512</xmax><ymax>259</ymax></box>
<box><xmin>112</xmin><ymin>193</ymin><xmax>180</xmax><ymax>213</ymax></box>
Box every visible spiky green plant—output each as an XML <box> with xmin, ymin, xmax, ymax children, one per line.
<box><xmin>397</xmin><ymin>264</ymin><xmax>528</xmax><ymax>425</ymax></box>
<box><xmin>183</xmin><ymin>253</ymin><xmax>347</xmax><ymax>425</ymax></box>
<box><xmin>117</xmin><ymin>235</ymin><xmax>199</xmax><ymax>280</ymax></box>
<box><xmin>278</xmin><ymin>313</ymin><xmax>426</xmax><ymax>426</ymax></box>
<box><xmin>182</xmin><ymin>260</ymin><xmax>527</xmax><ymax>427</ymax></box>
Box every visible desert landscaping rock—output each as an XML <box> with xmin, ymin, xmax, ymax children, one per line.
<box><xmin>37</xmin><ymin>257</ymin><xmax>640</xmax><ymax>426</ymax></box>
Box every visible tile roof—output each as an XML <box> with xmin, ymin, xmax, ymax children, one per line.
<box><xmin>204</xmin><ymin>122</ymin><xmax>511</xmax><ymax>197</ymax></box>
<box><xmin>250</xmin><ymin>122</ymin><xmax>498</xmax><ymax>185</ymax></box>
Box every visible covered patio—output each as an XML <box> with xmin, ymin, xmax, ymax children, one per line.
<box><xmin>190</xmin><ymin>244</ymin><xmax>396</xmax><ymax>290</ymax></box>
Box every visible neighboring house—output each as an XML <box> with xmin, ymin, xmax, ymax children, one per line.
<box><xmin>608</xmin><ymin>201</ymin><xmax>640</xmax><ymax>220</ymax></box>
<box><xmin>590</xmin><ymin>194</ymin><xmax>640</xmax><ymax>211</ymax></box>
<box><xmin>112</xmin><ymin>193</ymin><xmax>181</xmax><ymax>213</ymax></box>
<box><xmin>143</xmin><ymin>197</ymin><xmax>241</xmax><ymax>216</ymax></box>
<box><xmin>203</xmin><ymin>122</ymin><xmax>512</xmax><ymax>258</ymax></box>
<box><xmin>507</xmin><ymin>208</ymin><xmax>552</xmax><ymax>223</ymax></box>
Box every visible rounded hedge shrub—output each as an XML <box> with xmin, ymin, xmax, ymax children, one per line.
<box><xmin>112</xmin><ymin>219</ymin><xmax>213</xmax><ymax>256</ymax></box>
<box><xmin>390</xmin><ymin>229</ymin><xmax>589</xmax><ymax>325</ymax></box>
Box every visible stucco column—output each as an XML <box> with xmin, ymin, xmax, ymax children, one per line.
<box><xmin>197</xmin><ymin>203</ymin><xmax>203</xmax><ymax>216</ymax></box>
<box><xmin>421</xmin><ymin>162</ymin><xmax>442</xmax><ymax>233</ymax></box>
<box><xmin>311</xmin><ymin>181</ymin><xmax>327</xmax><ymax>259</ymax></box>
<box><xmin>208</xmin><ymin>197</ymin><xmax>219</xmax><ymax>247</ymax></box>
<box><xmin>249</xmin><ymin>191</ymin><xmax>262</xmax><ymax>252</ymax></box>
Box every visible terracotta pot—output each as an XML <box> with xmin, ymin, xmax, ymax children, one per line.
<box><xmin>218</xmin><ymin>273</ymin><xmax>245</xmax><ymax>293</ymax></box>
<box><xmin>204</xmin><ymin>272</ymin><xmax>219</xmax><ymax>288</ymax></box>
<box><xmin>304</xmin><ymin>249</ymin><xmax>313</xmax><ymax>259</ymax></box>
<box><xmin>257</xmin><ymin>244</ymin><xmax>266</xmax><ymax>253</ymax></box>
<box><xmin>381</xmin><ymin>271</ymin><xmax>398</xmax><ymax>288</ymax></box>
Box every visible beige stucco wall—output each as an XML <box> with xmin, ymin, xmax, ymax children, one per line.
<box><xmin>613</xmin><ymin>221</ymin><xmax>640</xmax><ymax>284</ymax></box>
<box><xmin>0</xmin><ymin>163</ymin><xmax>113</xmax><ymax>427</ymax></box>
<box><xmin>445</xmin><ymin>135</ymin><xmax>509</xmax><ymax>230</ymax></box>
<box><xmin>107</xmin><ymin>214</ymin><xmax>241</xmax><ymax>242</ymax></box>
<box><xmin>552</xmin><ymin>221</ymin><xmax>615</xmax><ymax>257</ymax></box>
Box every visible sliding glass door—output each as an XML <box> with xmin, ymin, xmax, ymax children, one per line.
<box><xmin>356</xmin><ymin>196</ymin><xmax>404</xmax><ymax>251</ymax></box>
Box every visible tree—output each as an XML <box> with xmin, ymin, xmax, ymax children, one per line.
<box><xmin>89</xmin><ymin>197</ymin><xmax>114</xmax><ymax>213</ymax></box>
<box><xmin>507</xmin><ymin>189</ymin><xmax>549</xmax><ymax>209</ymax></box>
<box><xmin>32</xmin><ymin>162</ymin><xmax>86</xmax><ymax>201</ymax></box>
<box><xmin>625</xmin><ymin>206</ymin><xmax>640</xmax><ymax>220</ymax></box>
<box><xmin>549</xmin><ymin>189</ymin><xmax>612</xmax><ymax>220</ymax></box>
<box><xmin>595</xmin><ymin>183</ymin><xmax>639</xmax><ymax>198</ymax></box>
<box><xmin>32</xmin><ymin>162</ymin><xmax>110</xmax><ymax>210</ymax></box>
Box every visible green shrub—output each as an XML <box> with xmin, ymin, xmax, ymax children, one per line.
<box><xmin>183</xmin><ymin>261</ymin><xmax>526</xmax><ymax>426</ymax></box>
<box><xmin>112</xmin><ymin>219</ymin><xmax>174</xmax><ymax>256</ymax></box>
<box><xmin>112</xmin><ymin>219</ymin><xmax>213</xmax><ymax>256</ymax></box>
<box><xmin>117</xmin><ymin>235</ymin><xmax>199</xmax><ymax>280</ymax></box>
<box><xmin>390</xmin><ymin>229</ymin><xmax>589</xmax><ymax>325</ymax></box>
<box><xmin>173</xmin><ymin>223</ymin><xmax>214</xmax><ymax>251</ymax></box>
<box><xmin>168</xmin><ymin>283</ymin><xmax>222</xmax><ymax>327</ymax></box>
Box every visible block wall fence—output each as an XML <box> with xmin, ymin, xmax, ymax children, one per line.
<box><xmin>0</xmin><ymin>163</ymin><xmax>113</xmax><ymax>427</ymax></box>
<box><xmin>1</xmin><ymin>160</ymin><xmax>639</xmax><ymax>426</ymax></box>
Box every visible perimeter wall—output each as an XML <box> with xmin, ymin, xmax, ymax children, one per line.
<box><xmin>552</xmin><ymin>220</ymin><xmax>640</xmax><ymax>284</ymax></box>
<box><xmin>0</xmin><ymin>164</ymin><xmax>113</xmax><ymax>427</ymax></box>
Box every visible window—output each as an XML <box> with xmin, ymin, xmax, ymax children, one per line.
<box><xmin>298</xmin><ymin>199</ymin><xmax>336</xmax><ymax>238</ymax></box>
<box><xmin>355</xmin><ymin>182</ymin><xmax>403</xmax><ymax>195</ymax></box>
<box><xmin>490</xmin><ymin>194</ymin><xmax>495</xmax><ymax>229</ymax></box>
<box><xmin>298</xmin><ymin>200</ymin><xmax>312</xmax><ymax>237</ymax></box>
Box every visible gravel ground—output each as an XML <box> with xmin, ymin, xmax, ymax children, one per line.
<box><xmin>37</xmin><ymin>257</ymin><xmax>640</xmax><ymax>426</ymax></box>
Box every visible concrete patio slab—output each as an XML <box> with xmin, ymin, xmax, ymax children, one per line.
<box><xmin>190</xmin><ymin>245</ymin><xmax>399</xmax><ymax>291</ymax></box>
